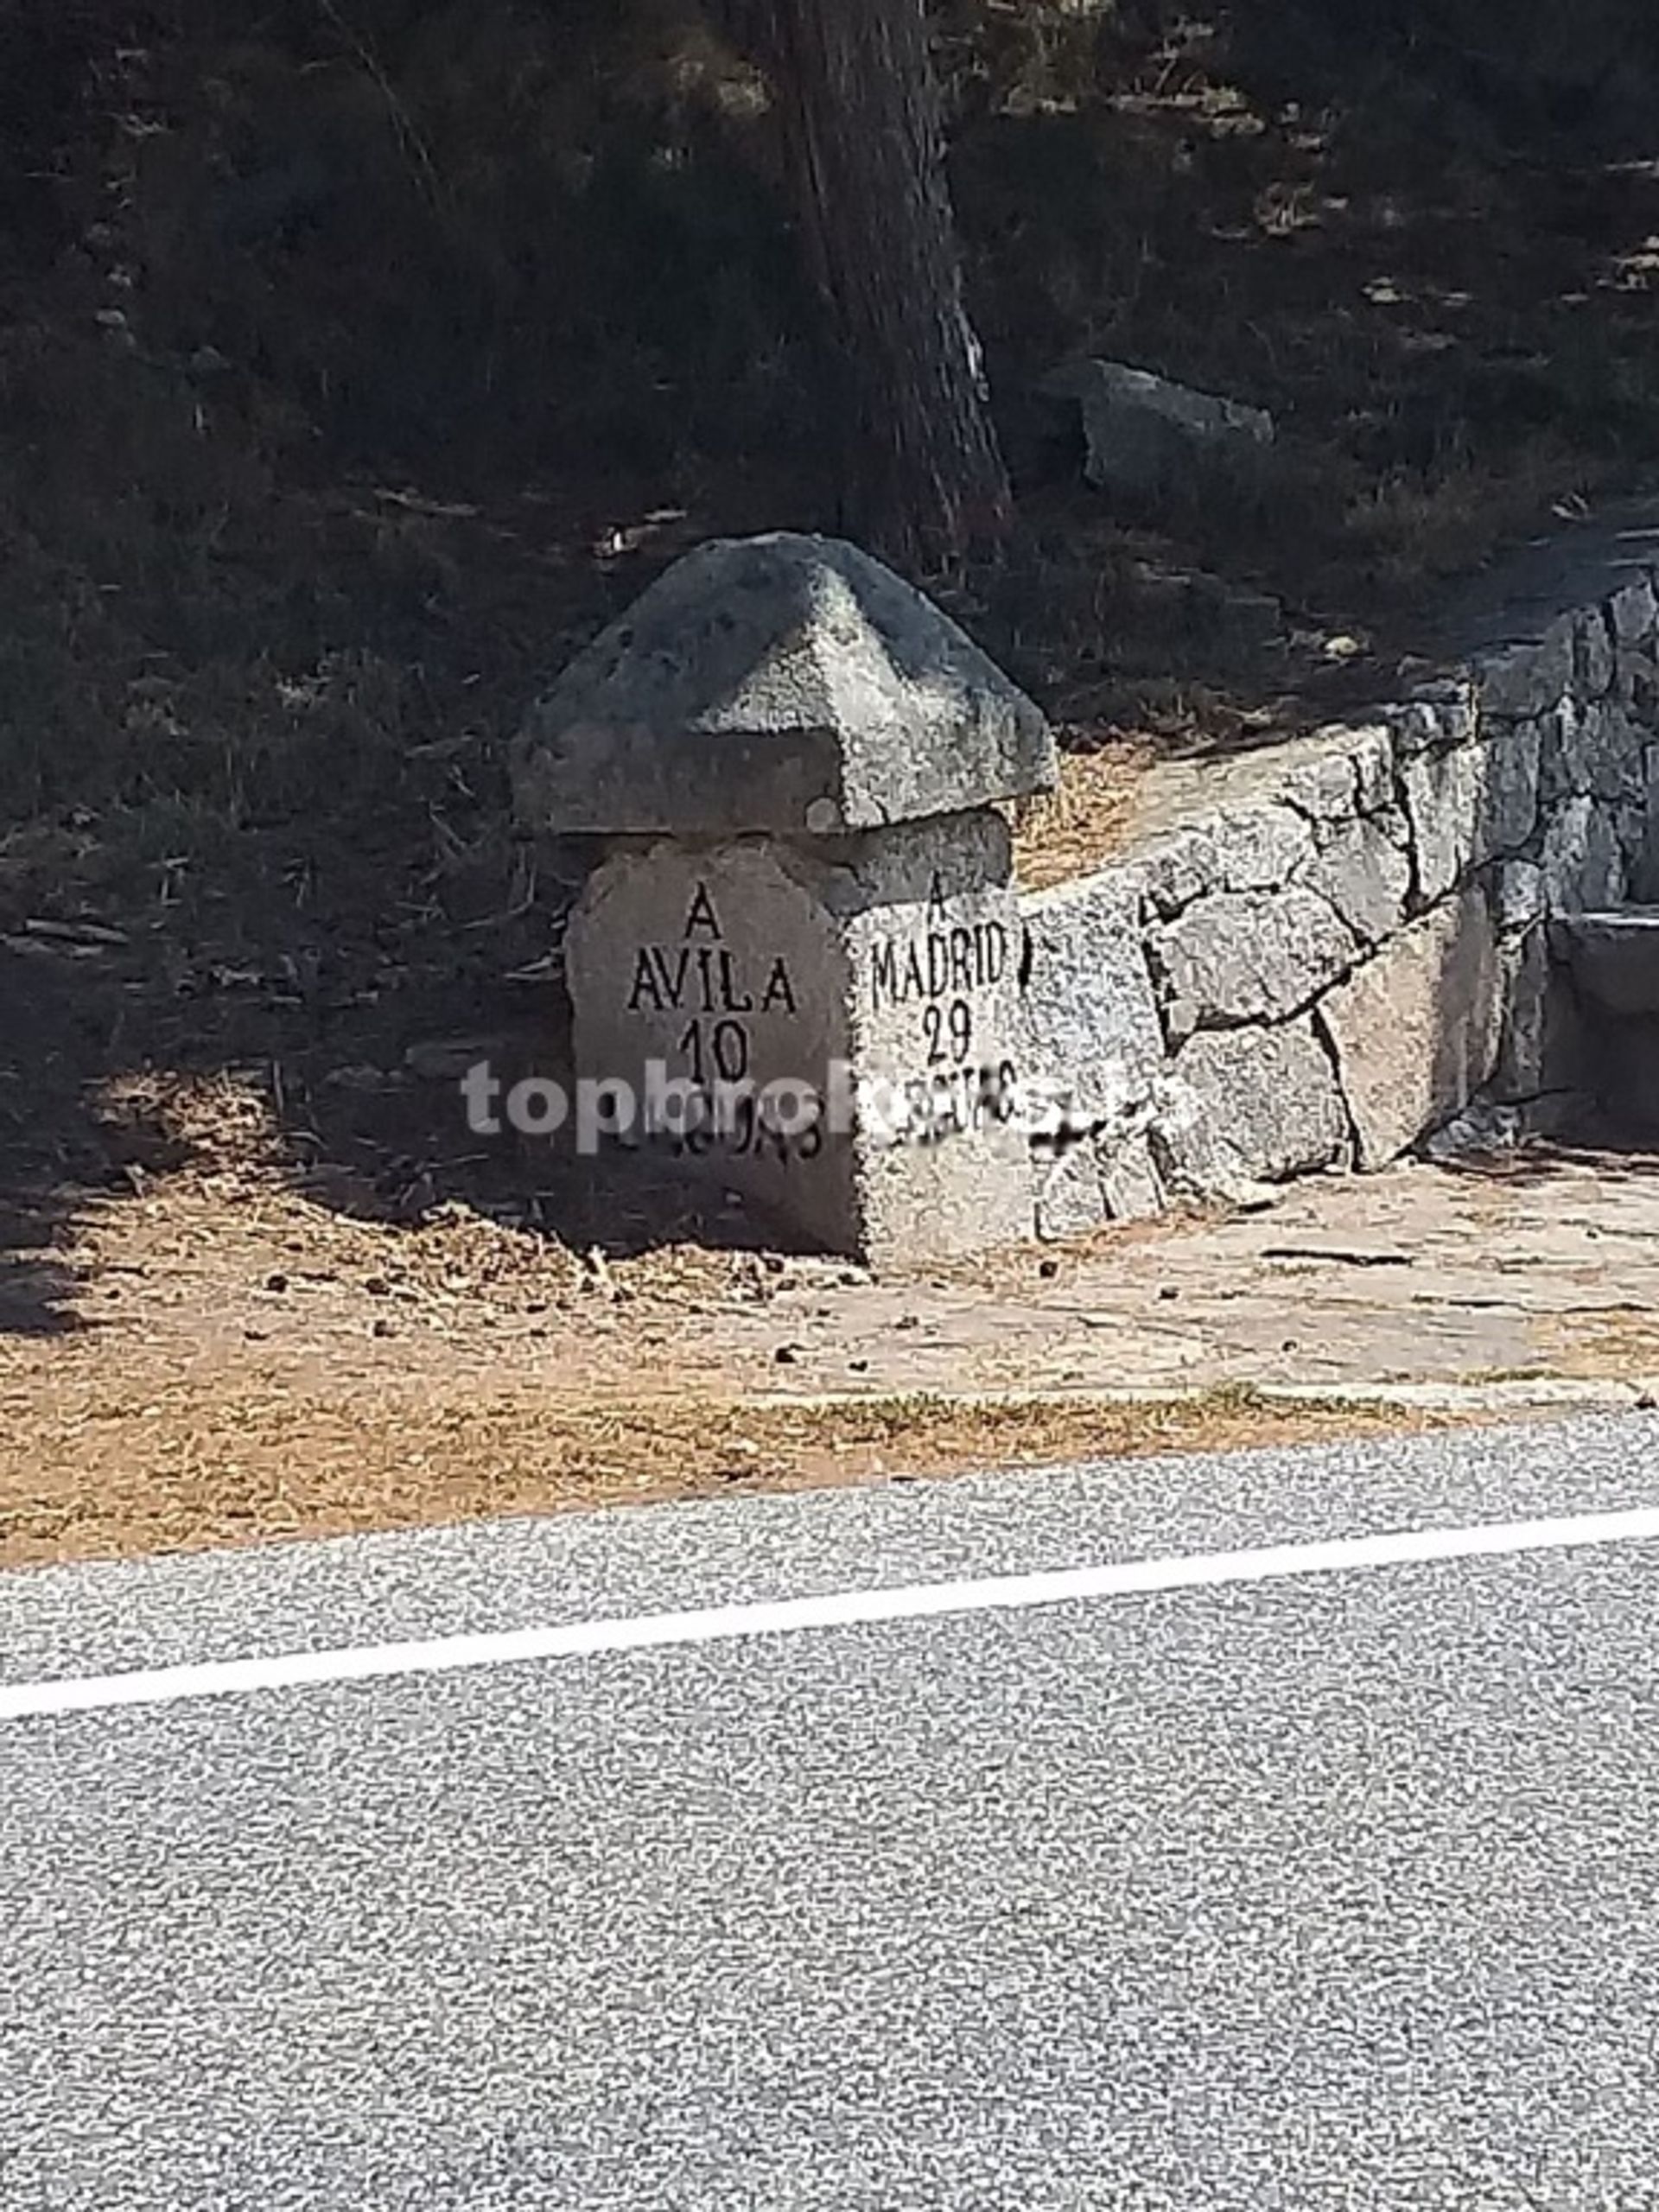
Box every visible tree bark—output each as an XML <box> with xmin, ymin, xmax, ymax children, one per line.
<box><xmin>754</xmin><ymin>0</ymin><xmax>1012</xmax><ymax>575</ymax></box>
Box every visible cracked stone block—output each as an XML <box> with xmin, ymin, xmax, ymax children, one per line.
<box><xmin>1138</xmin><ymin>828</ymin><xmax>1217</xmax><ymax>918</ymax></box>
<box><xmin>1539</xmin><ymin>696</ymin><xmax>1644</xmax><ymax>805</ymax></box>
<box><xmin>1541</xmin><ymin>796</ymin><xmax>1627</xmax><ymax>914</ymax></box>
<box><xmin>1491</xmin><ymin>926</ymin><xmax>1587</xmax><ymax>1105</ymax></box>
<box><xmin>513</xmin><ymin>531</ymin><xmax>1055</xmax><ymax>837</ymax></box>
<box><xmin>1592</xmin><ymin>702</ymin><xmax>1647</xmax><ymax>804</ymax></box>
<box><xmin>1279</xmin><ymin>742</ymin><xmax>1362</xmax><ymax>823</ymax></box>
<box><xmin>1155</xmin><ymin>1020</ymin><xmax>1349</xmax><ymax>1198</ymax></box>
<box><xmin>1207</xmin><ymin>804</ymin><xmax>1316</xmax><ymax>893</ymax></box>
<box><xmin>1402</xmin><ymin>736</ymin><xmax>1473</xmax><ymax>903</ymax></box>
<box><xmin>1618</xmin><ymin>803</ymin><xmax>1650</xmax><ymax>884</ymax></box>
<box><xmin>1303</xmin><ymin>807</ymin><xmax>1413</xmax><ymax>947</ymax></box>
<box><xmin>1609</xmin><ymin>573</ymin><xmax>1659</xmax><ymax>647</ymax></box>
<box><xmin>1100</xmin><ymin>1129</ymin><xmax>1166</xmax><ymax>1221</ymax></box>
<box><xmin>1019</xmin><ymin>868</ymin><xmax>1166</xmax><ymax>1133</ymax></box>
<box><xmin>1475</xmin><ymin>617</ymin><xmax>1576</xmax><ymax>721</ymax></box>
<box><xmin>1160</xmin><ymin>994</ymin><xmax>1202</xmax><ymax>1050</ymax></box>
<box><xmin>1033</xmin><ymin>1125</ymin><xmax>1168</xmax><ymax>1238</ymax></box>
<box><xmin>1575</xmin><ymin>608</ymin><xmax>1618</xmax><ymax>697</ymax></box>
<box><xmin>1616</xmin><ymin>639</ymin><xmax>1659</xmax><ymax>719</ymax></box>
<box><xmin>1389</xmin><ymin>687</ymin><xmax>1478</xmax><ymax>756</ymax></box>
<box><xmin>1402</xmin><ymin>723</ymin><xmax>1541</xmax><ymax>905</ymax></box>
<box><xmin>1154</xmin><ymin>887</ymin><xmax>1357</xmax><ymax>1027</ymax></box>
<box><xmin>1272</xmin><ymin>723</ymin><xmax>1395</xmax><ymax>821</ymax></box>
<box><xmin>565</xmin><ymin>815</ymin><xmax>1033</xmax><ymax>1266</ymax></box>
<box><xmin>1490</xmin><ymin>723</ymin><xmax>1548</xmax><ymax>853</ymax></box>
<box><xmin>1348</xmin><ymin>726</ymin><xmax>1398</xmax><ymax>816</ymax></box>
<box><xmin>1493</xmin><ymin>860</ymin><xmax>1547</xmax><ymax>938</ymax></box>
<box><xmin>1033</xmin><ymin>1142</ymin><xmax>1109</xmax><ymax>1241</ymax></box>
<box><xmin>1319</xmin><ymin>889</ymin><xmax>1504</xmax><ymax>1168</ymax></box>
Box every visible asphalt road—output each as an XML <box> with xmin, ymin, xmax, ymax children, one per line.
<box><xmin>4</xmin><ymin>1416</ymin><xmax>1659</xmax><ymax>2209</ymax></box>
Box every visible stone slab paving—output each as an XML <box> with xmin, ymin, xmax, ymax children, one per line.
<box><xmin>728</xmin><ymin>1148</ymin><xmax>1659</xmax><ymax>1402</ymax></box>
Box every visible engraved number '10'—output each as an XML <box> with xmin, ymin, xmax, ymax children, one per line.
<box><xmin>678</xmin><ymin>1019</ymin><xmax>751</xmax><ymax>1085</ymax></box>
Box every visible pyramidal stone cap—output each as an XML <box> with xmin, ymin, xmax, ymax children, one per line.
<box><xmin>512</xmin><ymin>531</ymin><xmax>1057</xmax><ymax>836</ymax></box>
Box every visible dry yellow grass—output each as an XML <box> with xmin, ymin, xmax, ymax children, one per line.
<box><xmin>0</xmin><ymin>1373</ymin><xmax>1447</xmax><ymax>1571</ymax></box>
<box><xmin>1011</xmin><ymin>744</ymin><xmax>1153</xmax><ymax>891</ymax></box>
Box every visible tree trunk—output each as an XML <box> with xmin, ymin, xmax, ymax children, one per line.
<box><xmin>755</xmin><ymin>0</ymin><xmax>1011</xmax><ymax>575</ymax></box>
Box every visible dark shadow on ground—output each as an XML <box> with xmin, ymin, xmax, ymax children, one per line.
<box><xmin>0</xmin><ymin>810</ymin><xmax>808</xmax><ymax>1339</ymax></box>
<box><xmin>0</xmin><ymin>1194</ymin><xmax>80</xmax><ymax>1336</ymax></box>
<box><xmin>0</xmin><ymin>939</ymin><xmax>118</xmax><ymax>1337</ymax></box>
<box><xmin>1435</xmin><ymin>1139</ymin><xmax>1659</xmax><ymax>1190</ymax></box>
<box><xmin>9</xmin><ymin>1</ymin><xmax>1659</xmax><ymax>1327</ymax></box>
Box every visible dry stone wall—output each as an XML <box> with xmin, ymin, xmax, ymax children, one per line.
<box><xmin>514</xmin><ymin>510</ymin><xmax>1659</xmax><ymax>1263</ymax></box>
<box><xmin>1023</xmin><ymin>516</ymin><xmax>1659</xmax><ymax>1236</ymax></box>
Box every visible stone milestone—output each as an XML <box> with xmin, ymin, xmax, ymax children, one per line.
<box><xmin>517</xmin><ymin>533</ymin><xmax>1058</xmax><ymax>1265</ymax></box>
<box><xmin>514</xmin><ymin>531</ymin><xmax>1052</xmax><ymax>836</ymax></box>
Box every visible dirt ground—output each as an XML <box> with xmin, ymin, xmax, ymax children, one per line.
<box><xmin>9</xmin><ymin>1117</ymin><xmax>1659</xmax><ymax>1570</ymax></box>
<box><xmin>8</xmin><ymin>8</ymin><xmax>1659</xmax><ymax>1571</ymax></box>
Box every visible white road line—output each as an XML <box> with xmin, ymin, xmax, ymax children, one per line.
<box><xmin>5</xmin><ymin>1502</ymin><xmax>1659</xmax><ymax>1725</ymax></box>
